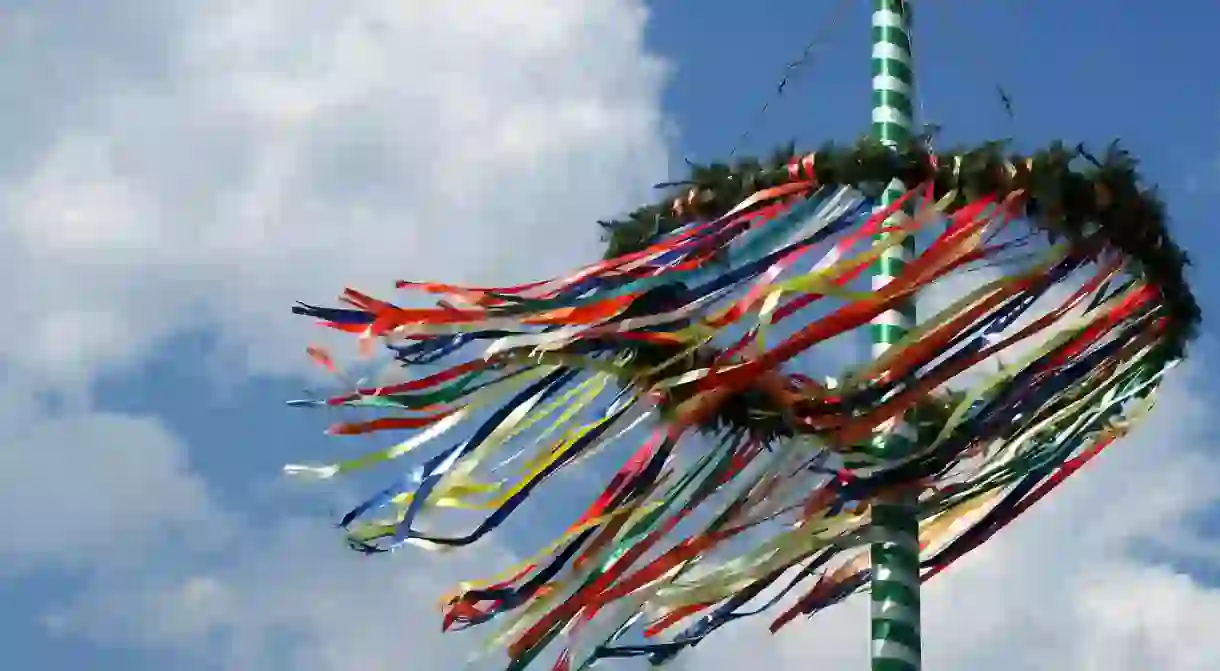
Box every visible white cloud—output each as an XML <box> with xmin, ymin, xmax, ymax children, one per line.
<box><xmin>0</xmin><ymin>0</ymin><xmax>666</xmax><ymax>667</ymax></box>
<box><xmin>48</xmin><ymin>517</ymin><xmax>520</xmax><ymax>671</ymax></box>
<box><xmin>0</xmin><ymin>375</ymin><xmax>225</xmax><ymax>574</ymax></box>
<box><xmin>0</xmin><ymin>0</ymin><xmax>671</xmax><ymax>382</ymax></box>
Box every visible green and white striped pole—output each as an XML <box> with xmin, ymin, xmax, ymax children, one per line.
<box><xmin>868</xmin><ymin>1</ymin><xmax>921</xmax><ymax>670</ymax></box>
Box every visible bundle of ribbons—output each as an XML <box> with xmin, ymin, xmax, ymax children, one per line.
<box><xmin>286</xmin><ymin>143</ymin><xmax>1196</xmax><ymax>669</ymax></box>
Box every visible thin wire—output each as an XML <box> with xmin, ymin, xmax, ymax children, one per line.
<box><xmin>903</xmin><ymin>0</ymin><xmax>933</xmax><ymax>151</ymax></box>
<box><xmin>930</xmin><ymin>0</ymin><xmax>1022</xmax><ymax>133</ymax></box>
<box><xmin>726</xmin><ymin>0</ymin><xmax>855</xmax><ymax>158</ymax></box>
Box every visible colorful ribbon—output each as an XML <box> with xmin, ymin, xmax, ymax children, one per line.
<box><xmin>286</xmin><ymin>182</ymin><xmax>1181</xmax><ymax>668</ymax></box>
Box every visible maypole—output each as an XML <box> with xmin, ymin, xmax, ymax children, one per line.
<box><xmin>282</xmin><ymin>6</ymin><xmax>1201</xmax><ymax>667</ymax></box>
<box><xmin>867</xmin><ymin>1</ymin><xmax>921</xmax><ymax>670</ymax></box>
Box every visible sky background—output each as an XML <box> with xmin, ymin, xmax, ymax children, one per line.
<box><xmin>2</xmin><ymin>0</ymin><xmax>1220</xmax><ymax>669</ymax></box>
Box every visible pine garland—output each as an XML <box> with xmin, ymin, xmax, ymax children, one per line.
<box><xmin>596</xmin><ymin>138</ymin><xmax>1198</xmax><ymax>441</ymax></box>
<box><xmin>599</xmin><ymin>137</ymin><xmax>1199</xmax><ymax>353</ymax></box>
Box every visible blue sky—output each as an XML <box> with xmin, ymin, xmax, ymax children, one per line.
<box><xmin>2</xmin><ymin>1</ymin><xmax>1219</xmax><ymax>669</ymax></box>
